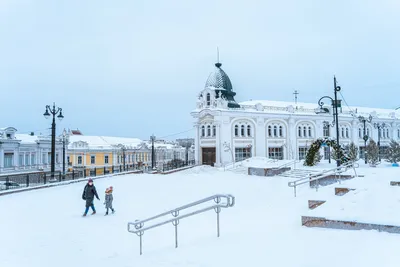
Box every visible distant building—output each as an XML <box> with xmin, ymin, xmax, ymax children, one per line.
<box><xmin>0</xmin><ymin>127</ymin><xmax>64</xmax><ymax>174</ymax></box>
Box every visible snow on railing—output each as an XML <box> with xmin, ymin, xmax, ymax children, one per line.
<box><xmin>288</xmin><ymin>161</ymin><xmax>359</xmax><ymax>197</ymax></box>
<box><xmin>277</xmin><ymin>160</ymin><xmax>300</xmax><ymax>170</ymax></box>
<box><xmin>127</xmin><ymin>194</ymin><xmax>235</xmax><ymax>255</ymax></box>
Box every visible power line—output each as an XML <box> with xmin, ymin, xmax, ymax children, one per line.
<box><xmin>339</xmin><ymin>91</ymin><xmax>357</xmax><ymax>117</ymax></box>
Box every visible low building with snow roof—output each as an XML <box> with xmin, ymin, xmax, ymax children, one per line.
<box><xmin>0</xmin><ymin>127</ymin><xmax>64</xmax><ymax>174</ymax></box>
<box><xmin>191</xmin><ymin>61</ymin><xmax>400</xmax><ymax>166</ymax></box>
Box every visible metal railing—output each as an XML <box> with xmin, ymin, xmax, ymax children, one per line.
<box><xmin>277</xmin><ymin>159</ymin><xmax>300</xmax><ymax>170</ymax></box>
<box><xmin>288</xmin><ymin>161</ymin><xmax>359</xmax><ymax>197</ymax></box>
<box><xmin>127</xmin><ymin>194</ymin><xmax>235</xmax><ymax>255</ymax></box>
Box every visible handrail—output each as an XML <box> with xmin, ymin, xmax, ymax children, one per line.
<box><xmin>127</xmin><ymin>194</ymin><xmax>235</xmax><ymax>255</ymax></box>
<box><xmin>278</xmin><ymin>160</ymin><xmax>300</xmax><ymax>170</ymax></box>
<box><xmin>288</xmin><ymin>161</ymin><xmax>359</xmax><ymax>197</ymax></box>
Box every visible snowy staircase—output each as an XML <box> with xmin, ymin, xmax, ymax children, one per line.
<box><xmin>278</xmin><ymin>169</ymin><xmax>319</xmax><ymax>179</ymax></box>
<box><xmin>228</xmin><ymin>166</ymin><xmax>248</xmax><ymax>174</ymax></box>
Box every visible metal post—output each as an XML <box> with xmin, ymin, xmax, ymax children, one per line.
<box><xmin>26</xmin><ymin>174</ymin><xmax>29</xmax><ymax>187</ymax></box>
<box><xmin>72</xmin><ymin>169</ymin><xmax>75</xmax><ymax>180</ymax></box>
<box><xmin>139</xmin><ymin>234</ymin><xmax>143</xmax><ymax>255</ymax></box>
<box><xmin>62</xmin><ymin>135</ymin><xmax>65</xmax><ymax>179</ymax></box>
<box><xmin>364</xmin><ymin>120</ymin><xmax>367</xmax><ymax>164</ymax></box>
<box><xmin>51</xmin><ymin>115</ymin><xmax>56</xmax><ymax>180</ymax></box>
<box><xmin>214</xmin><ymin>196</ymin><xmax>221</xmax><ymax>237</ymax></box>
<box><xmin>172</xmin><ymin>210</ymin><xmax>179</xmax><ymax>248</ymax></box>
<box><xmin>333</xmin><ymin>76</ymin><xmax>341</xmax><ymax>167</ymax></box>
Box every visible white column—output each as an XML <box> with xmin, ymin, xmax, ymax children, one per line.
<box><xmin>255</xmin><ymin>117</ymin><xmax>265</xmax><ymax>157</ymax></box>
<box><xmin>215</xmin><ymin>123</ymin><xmax>221</xmax><ymax>166</ymax></box>
<box><xmin>0</xmin><ymin>146</ymin><xmax>4</xmax><ymax>170</ymax></box>
<box><xmin>351</xmin><ymin>119</ymin><xmax>358</xmax><ymax>144</ymax></box>
<box><xmin>288</xmin><ymin>118</ymin><xmax>297</xmax><ymax>160</ymax></box>
<box><xmin>316</xmin><ymin>120</ymin><xmax>324</xmax><ymax>158</ymax></box>
<box><xmin>194</xmin><ymin>124</ymin><xmax>200</xmax><ymax>164</ymax></box>
<box><xmin>14</xmin><ymin>146</ymin><xmax>19</xmax><ymax>169</ymax></box>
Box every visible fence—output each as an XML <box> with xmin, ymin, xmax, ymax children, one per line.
<box><xmin>160</xmin><ymin>160</ymin><xmax>196</xmax><ymax>172</ymax></box>
<box><xmin>0</xmin><ymin>164</ymin><xmax>142</xmax><ymax>192</ymax></box>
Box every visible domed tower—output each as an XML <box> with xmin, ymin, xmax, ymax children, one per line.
<box><xmin>197</xmin><ymin>62</ymin><xmax>240</xmax><ymax>109</ymax></box>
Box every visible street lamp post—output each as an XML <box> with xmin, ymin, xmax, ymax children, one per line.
<box><xmin>358</xmin><ymin>115</ymin><xmax>373</xmax><ymax>164</ymax></box>
<box><xmin>316</xmin><ymin>76</ymin><xmax>342</xmax><ymax>166</ymax></box>
<box><xmin>62</xmin><ymin>129</ymin><xmax>67</xmax><ymax>179</ymax></box>
<box><xmin>150</xmin><ymin>134</ymin><xmax>156</xmax><ymax>169</ymax></box>
<box><xmin>43</xmin><ymin>103</ymin><xmax>64</xmax><ymax>181</ymax></box>
<box><xmin>374</xmin><ymin>122</ymin><xmax>386</xmax><ymax>161</ymax></box>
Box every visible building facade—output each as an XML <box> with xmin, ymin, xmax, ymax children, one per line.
<box><xmin>0</xmin><ymin>127</ymin><xmax>64</xmax><ymax>173</ymax></box>
<box><xmin>191</xmin><ymin>62</ymin><xmax>400</xmax><ymax>166</ymax></box>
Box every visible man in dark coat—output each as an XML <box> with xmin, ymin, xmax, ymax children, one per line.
<box><xmin>82</xmin><ymin>178</ymin><xmax>100</xmax><ymax>216</ymax></box>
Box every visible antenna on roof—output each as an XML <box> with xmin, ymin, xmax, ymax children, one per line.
<box><xmin>215</xmin><ymin>47</ymin><xmax>221</xmax><ymax>68</ymax></box>
<box><xmin>293</xmin><ymin>90</ymin><xmax>299</xmax><ymax>109</ymax></box>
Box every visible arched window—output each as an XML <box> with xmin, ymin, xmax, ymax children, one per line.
<box><xmin>207</xmin><ymin>125</ymin><xmax>211</xmax><ymax>136</ymax></box>
<box><xmin>273</xmin><ymin>126</ymin><xmax>277</xmax><ymax>137</ymax></box>
<box><xmin>303</xmin><ymin>127</ymin><xmax>307</xmax><ymax>137</ymax></box>
<box><xmin>268</xmin><ymin>126</ymin><xmax>272</xmax><ymax>137</ymax></box>
<box><xmin>341</xmin><ymin>127</ymin><xmax>344</xmax><ymax>138</ymax></box>
<box><xmin>201</xmin><ymin>126</ymin><xmax>205</xmax><ymax>137</ymax></box>
<box><xmin>206</xmin><ymin>93</ymin><xmax>211</xmax><ymax>106</ymax></box>
<box><xmin>386</xmin><ymin>129</ymin><xmax>390</xmax><ymax>139</ymax></box>
<box><xmin>241</xmin><ymin>125</ymin><xmax>245</xmax><ymax>136</ymax></box>
<box><xmin>381</xmin><ymin>129</ymin><xmax>385</xmax><ymax>138</ymax></box>
<box><xmin>247</xmin><ymin>125</ymin><xmax>251</xmax><ymax>137</ymax></box>
<box><xmin>346</xmin><ymin>128</ymin><xmax>349</xmax><ymax>138</ymax></box>
<box><xmin>235</xmin><ymin>125</ymin><xmax>239</xmax><ymax>137</ymax></box>
<box><xmin>212</xmin><ymin>125</ymin><xmax>216</xmax><ymax>136</ymax></box>
<box><xmin>308</xmin><ymin>127</ymin><xmax>312</xmax><ymax>137</ymax></box>
<box><xmin>298</xmin><ymin>127</ymin><xmax>302</xmax><ymax>137</ymax></box>
<box><xmin>367</xmin><ymin>128</ymin><xmax>370</xmax><ymax>137</ymax></box>
<box><xmin>279</xmin><ymin>126</ymin><xmax>283</xmax><ymax>137</ymax></box>
<box><xmin>359</xmin><ymin>128</ymin><xmax>362</xmax><ymax>138</ymax></box>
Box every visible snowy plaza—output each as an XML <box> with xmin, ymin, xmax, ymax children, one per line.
<box><xmin>2</xmin><ymin>159</ymin><xmax>400</xmax><ymax>267</ymax></box>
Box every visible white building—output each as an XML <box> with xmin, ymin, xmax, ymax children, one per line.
<box><xmin>0</xmin><ymin>127</ymin><xmax>64</xmax><ymax>173</ymax></box>
<box><xmin>191</xmin><ymin>62</ymin><xmax>400</xmax><ymax>166</ymax></box>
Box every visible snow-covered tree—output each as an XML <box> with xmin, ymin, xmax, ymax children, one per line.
<box><xmin>344</xmin><ymin>142</ymin><xmax>359</xmax><ymax>162</ymax></box>
<box><xmin>386</xmin><ymin>140</ymin><xmax>400</xmax><ymax>163</ymax></box>
<box><xmin>366</xmin><ymin>139</ymin><xmax>379</xmax><ymax>166</ymax></box>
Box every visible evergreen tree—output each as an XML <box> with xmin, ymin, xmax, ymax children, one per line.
<box><xmin>366</xmin><ymin>139</ymin><xmax>379</xmax><ymax>166</ymax></box>
<box><xmin>386</xmin><ymin>140</ymin><xmax>400</xmax><ymax>163</ymax></box>
<box><xmin>345</xmin><ymin>142</ymin><xmax>359</xmax><ymax>162</ymax></box>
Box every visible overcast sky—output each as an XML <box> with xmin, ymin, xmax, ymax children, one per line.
<box><xmin>1</xmin><ymin>0</ymin><xmax>399</xmax><ymax>140</ymax></box>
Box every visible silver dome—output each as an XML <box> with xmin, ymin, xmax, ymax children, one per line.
<box><xmin>204</xmin><ymin>63</ymin><xmax>233</xmax><ymax>91</ymax></box>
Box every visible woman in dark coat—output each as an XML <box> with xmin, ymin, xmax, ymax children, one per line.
<box><xmin>82</xmin><ymin>178</ymin><xmax>100</xmax><ymax>216</ymax></box>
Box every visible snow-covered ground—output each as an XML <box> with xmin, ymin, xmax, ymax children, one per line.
<box><xmin>1</xmin><ymin>159</ymin><xmax>400</xmax><ymax>267</ymax></box>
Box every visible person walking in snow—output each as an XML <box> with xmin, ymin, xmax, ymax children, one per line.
<box><xmin>104</xmin><ymin>186</ymin><xmax>115</xmax><ymax>216</ymax></box>
<box><xmin>82</xmin><ymin>178</ymin><xmax>100</xmax><ymax>216</ymax></box>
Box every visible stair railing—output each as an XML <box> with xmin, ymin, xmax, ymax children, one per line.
<box><xmin>127</xmin><ymin>194</ymin><xmax>235</xmax><ymax>255</ymax></box>
<box><xmin>288</xmin><ymin>161</ymin><xmax>358</xmax><ymax>197</ymax></box>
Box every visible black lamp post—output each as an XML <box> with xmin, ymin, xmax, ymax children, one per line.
<box><xmin>374</xmin><ymin>122</ymin><xmax>386</xmax><ymax>162</ymax></box>
<box><xmin>43</xmin><ymin>103</ymin><xmax>64</xmax><ymax>180</ymax></box>
<box><xmin>316</xmin><ymin>76</ymin><xmax>342</xmax><ymax>166</ymax></box>
<box><xmin>358</xmin><ymin>115</ymin><xmax>373</xmax><ymax>164</ymax></box>
<box><xmin>62</xmin><ymin>129</ymin><xmax>67</xmax><ymax>179</ymax></box>
<box><xmin>150</xmin><ymin>134</ymin><xmax>156</xmax><ymax>169</ymax></box>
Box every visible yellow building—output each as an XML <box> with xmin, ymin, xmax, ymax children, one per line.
<box><xmin>67</xmin><ymin>130</ymin><xmax>151</xmax><ymax>175</ymax></box>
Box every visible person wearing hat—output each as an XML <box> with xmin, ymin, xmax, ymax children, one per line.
<box><xmin>104</xmin><ymin>186</ymin><xmax>115</xmax><ymax>216</ymax></box>
<box><xmin>82</xmin><ymin>178</ymin><xmax>100</xmax><ymax>216</ymax></box>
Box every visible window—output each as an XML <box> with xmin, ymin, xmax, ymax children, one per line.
<box><xmin>268</xmin><ymin>147</ymin><xmax>283</xmax><ymax>160</ymax></box>
<box><xmin>341</xmin><ymin>128</ymin><xmax>344</xmax><ymax>138</ymax></box>
<box><xmin>56</xmin><ymin>154</ymin><xmax>59</xmax><ymax>164</ymax></box>
<box><xmin>213</xmin><ymin>125</ymin><xmax>216</xmax><ymax>136</ymax></box>
<box><xmin>201</xmin><ymin>126</ymin><xmax>205</xmax><ymax>137</ymax></box>
<box><xmin>25</xmin><ymin>154</ymin><xmax>29</xmax><ymax>166</ymax></box>
<box><xmin>308</xmin><ymin>127</ymin><xmax>312</xmax><ymax>137</ymax></box>
<box><xmin>104</xmin><ymin>155</ymin><xmax>109</xmax><ymax>164</ymax></box>
<box><xmin>398</xmin><ymin>129</ymin><xmax>400</xmax><ymax>139</ymax></box>
<box><xmin>298</xmin><ymin>127</ymin><xmax>302</xmax><ymax>137</ymax></box>
<box><xmin>43</xmin><ymin>153</ymin><xmax>47</xmax><ymax>164</ymax></box>
<box><xmin>323</xmin><ymin>123</ymin><xmax>330</xmax><ymax>137</ymax></box>
<box><xmin>268</xmin><ymin>126</ymin><xmax>272</xmax><ymax>137</ymax></box>
<box><xmin>31</xmin><ymin>154</ymin><xmax>36</xmax><ymax>166</ymax></box>
<box><xmin>206</xmin><ymin>93</ymin><xmax>211</xmax><ymax>106</ymax></box>
<box><xmin>6</xmin><ymin>133</ymin><xmax>11</xmax><ymax>139</ymax></box>
<box><xmin>303</xmin><ymin>127</ymin><xmax>307</xmax><ymax>137</ymax></box>
<box><xmin>235</xmin><ymin>125</ymin><xmax>239</xmax><ymax>137</ymax></box>
<box><xmin>241</xmin><ymin>125</ymin><xmax>245</xmax><ymax>136</ymax></box>
<box><xmin>359</xmin><ymin>128</ymin><xmax>362</xmax><ymax>138</ymax></box>
<box><xmin>298</xmin><ymin>147</ymin><xmax>308</xmax><ymax>160</ymax></box>
<box><xmin>324</xmin><ymin>147</ymin><xmax>330</xmax><ymax>160</ymax></box>
<box><xmin>381</xmin><ymin>129</ymin><xmax>385</xmax><ymax>139</ymax></box>
<box><xmin>247</xmin><ymin>125</ymin><xmax>251</xmax><ymax>137</ymax></box>
<box><xmin>346</xmin><ymin>128</ymin><xmax>349</xmax><ymax>138</ymax></box>
<box><xmin>4</xmin><ymin>153</ymin><xmax>13</xmax><ymax>168</ymax></box>
<box><xmin>207</xmin><ymin>125</ymin><xmax>211</xmax><ymax>136</ymax></box>
<box><xmin>78</xmin><ymin>156</ymin><xmax>82</xmax><ymax>165</ymax></box>
<box><xmin>273</xmin><ymin>126</ymin><xmax>277</xmax><ymax>137</ymax></box>
<box><xmin>90</xmin><ymin>155</ymin><xmax>95</xmax><ymax>164</ymax></box>
<box><xmin>48</xmin><ymin>153</ymin><xmax>51</xmax><ymax>164</ymax></box>
<box><xmin>279</xmin><ymin>126</ymin><xmax>283</xmax><ymax>137</ymax></box>
<box><xmin>367</xmin><ymin>128</ymin><xmax>370</xmax><ymax>137</ymax></box>
<box><xmin>19</xmin><ymin>154</ymin><xmax>23</xmax><ymax>166</ymax></box>
<box><xmin>235</xmin><ymin>147</ymin><xmax>252</xmax><ymax>162</ymax></box>
<box><xmin>386</xmin><ymin>129</ymin><xmax>390</xmax><ymax>139</ymax></box>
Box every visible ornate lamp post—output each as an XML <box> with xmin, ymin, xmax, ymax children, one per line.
<box><xmin>358</xmin><ymin>115</ymin><xmax>373</xmax><ymax>164</ymax></box>
<box><xmin>150</xmin><ymin>134</ymin><xmax>156</xmax><ymax>169</ymax></box>
<box><xmin>374</xmin><ymin>122</ymin><xmax>386</xmax><ymax>161</ymax></box>
<box><xmin>315</xmin><ymin>76</ymin><xmax>342</xmax><ymax>166</ymax></box>
<box><xmin>43</xmin><ymin>103</ymin><xmax>64</xmax><ymax>181</ymax></box>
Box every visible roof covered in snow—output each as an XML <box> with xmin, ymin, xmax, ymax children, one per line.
<box><xmin>68</xmin><ymin>135</ymin><xmax>143</xmax><ymax>150</ymax></box>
